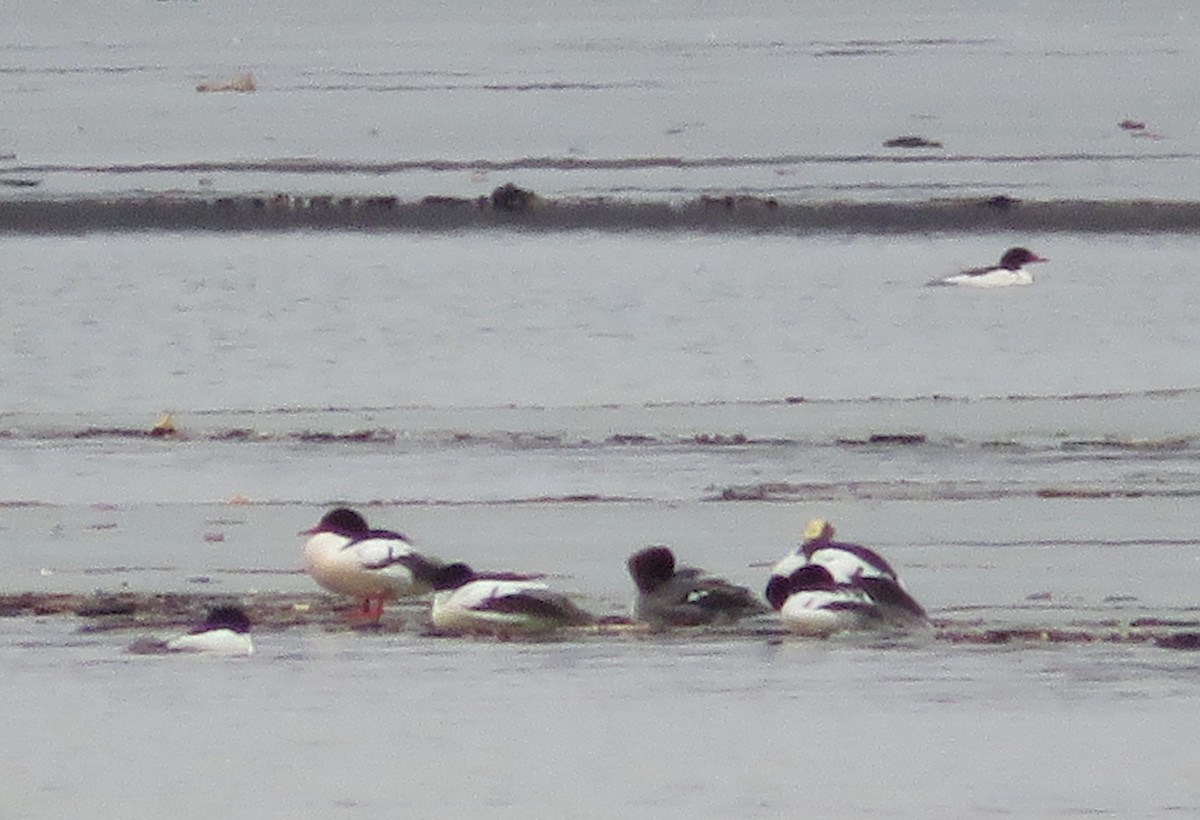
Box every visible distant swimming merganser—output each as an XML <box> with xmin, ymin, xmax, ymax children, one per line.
<box><xmin>302</xmin><ymin>507</ymin><xmax>443</xmax><ymax>623</ymax></box>
<box><xmin>765</xmin><ymin>519</ymin><xmax>926</xmax><ymax>635</ymax></box>
<box><xmin>628</xmin><ymin>545</ymin><xmax>767</xmax><ymax>628</ymax></box>
<box><xmin>929</xmin><ymin>247</ymin><xmax>1048</xmax><ymax>287</ymax></box>
<box><xmin>430</xmin><ymin>563</ymin><xmax>594</xmax><ymax>634</ymax></box>
<box><xmin>128</xmin><ymin>605</ymin><xmax>255</xmax><ymax>656</ymax></box>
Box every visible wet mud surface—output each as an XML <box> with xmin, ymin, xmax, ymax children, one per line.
<box><xmin>5</xmin><ymin>590</ymin><xmax>1200</xmax><ymax>649</ymax></box>
<box><xmin>5</xmin><ymin>190</ymin><xmax>1200</xmax><ymax>235</ymax></box>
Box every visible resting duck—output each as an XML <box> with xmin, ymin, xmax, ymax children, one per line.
<box><xmin>128</xmin><ymin>605</ymin><xmax>255</xmax><ymax>656</ymax></box>
<box><xmin>929</xmin><ymin>247</ymin><xmax>1048</xmax><ymax>287</ymax></box>
<box><xmin>430</xmin><ymin>563</ymin><xmax>594</xmax><ymax>634</ymax></box>
<box><xmin>302</xmin><ymin>507</ymin><xmax>444</xmax><ymax>623</ymax></box>
<box><xmin>766</xmin><ymin>564</ymin><xmax>885</xmax><ymax>637</ymax></box>
<box><xmin>765</xmin><ymin>519</ymin><xmax>927</xmax><ymax>635</ymax></box>
<box><xmin>628</xmin><ymin>546</ymin><xmax>767</xmax><ymax>628</ymax></box>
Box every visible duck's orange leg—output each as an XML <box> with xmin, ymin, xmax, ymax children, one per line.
<box><xmin>366</xmin><ymin>597</ymin><xmax>386</xmax><ymax>621</ymax></box>
<box><xmin>345</xmin><ymin>597</ymin><xmax>385</xmax><ymax>625</ymax></box>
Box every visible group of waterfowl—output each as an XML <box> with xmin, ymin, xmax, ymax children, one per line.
<box><xmin>304</xmin><ymin>507</ymin><xmax>928</xmax><ymax>638</ymax></box>
<box><xmin>135</xmin><ymin>508</ymin><xmax>927</xmax><ymax>655</ymax></box>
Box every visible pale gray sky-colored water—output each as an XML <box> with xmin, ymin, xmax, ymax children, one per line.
<box><xmin>2</xmin><ymin>0</ymin><xmax>1200</xmax><ymax>199</ymax></box>
<box><xmin>5</xmin><ymin>615</ymin><xmax>1200</xmax><ymax>820</ymax></box>
<box><xmin>2</xmin><ymin>231</ymin><xmax>1198</xmax><ymax>415</ymax></box>
<box><xmin>4</xmin><ymin>3</ymin><xmax>1200</xmax><ymax>818</ymax></box>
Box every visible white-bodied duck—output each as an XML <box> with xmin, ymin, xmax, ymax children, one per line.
<box><xmin>766</xmin><ymin>564</ymin><xmax>886</xmax><ymax>637</ymax></box>
<box><xmin>430</xmin><ymin>563</ymin><xmax>594</xmax><ymax>635</ymax></box>
<box><xmin>929</xmin><ymin>247</ymin><xmax>1047</xmax><ymax>287</ymax></box>
<box><xmin>302</xmin><ymin>507</ymin><xmax>444</xmax><ymax>623</ymax></box>
<box><xmin>766</xmin><ymin>519</ymin><xmax>927</xmax><ymax>635</ymax></box>
<box><xmin>128</xmin><ymin>605</ymin><xmax>255</xmax><ymax>656</ymax></box>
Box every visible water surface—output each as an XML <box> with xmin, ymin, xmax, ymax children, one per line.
<box><xmin>4</xmin><ymin>2</ymin><xmax>1200</xmax><ymax>818</ymax></box>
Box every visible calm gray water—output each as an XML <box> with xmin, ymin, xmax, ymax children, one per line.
<box><xmin>4</xmin><ymin>1</ymin><xmax>1200</xmax><ymax>818</ymax></box>
<box><xmin>3</xmin><ymin>0</ymin><xmax>1200</xmax><ymax>200</ymax></box>
<box><xmin>5</xmin><ymin>616</ymin><xmax>1200</xmax><ymax>820</ymax></box>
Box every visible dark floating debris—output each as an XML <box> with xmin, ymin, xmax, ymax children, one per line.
<box><xmin>934</xmin><ymin>628</ymin><xmax>1132</xmax><ymax>645</ymax></box>
<box><xmin>73</xmin><ymin>427</ymin><xmax>157</xmax><ymax>439</ymax></box>
<box><xmin>607</xmin><ymin>433</ymin><xmax>658</xmax><ymax>445</ymax></box>
<box><xmin>883</xmin><ymin>135</ymin><xmax>943</xmax><ymax>148</ymax></box>
<box><xmin>1035</xmin><ymin>488</ymin><xmax>1127</xmax><ymax>499</ymax></box>
<box><xmin>0</xmin><ymin>593</ymin><xmax>79</xmax><ymax>617</ymax></box>
<box><xmin>1061</xmin><ymin>437</ymin><xmax>1190</xmax><ymax>451</ymax></box>
<box><xmin>981</xmin><ymin>195</ymin><xmax>1019</xmax><ymax>209</ymax></box>
<box><xmin>490</xmin><ymin>182</ymin><xmax>538</xmax><ymax>212</ymax></box>
<box><xmin>692</xmin><ymin>433</ymin><xmax>749</xmax><ymax>446</ymax></box>
<box><xmin>421</xmin><ymin>195</ymin><xmax>474</xmax><ymax>208</ymax></box>
<box><xmin>295</xmin><ymin>429</ymin><xmax>396</xmax><ymax>443</ymax></box>
<box><xmin>1154</xmin><ymin>633</ymin><xmax>1200</xmax><ymax>650</ymax></box>
<box><xmin>869</xmin><ymin>433</ymin><xmax>926</xmax><ymax>445</ymax></box>
<box><xmin>837</xmin><ymin>433</ymin><xmax>927</xmax><ymax>446</ymax></box>
<box><xmin>717</xmin><ymin>482</ymin><xmax>803</xmax><ymax>501</ymax></box>
<box><xmin>1118</xmin><ymin>119</ymin><xmax>1164</xmax><ymax>140</ymax></box>
<box><xmin>1130</xmin><ymin>618</ymin><xmax>1200</xmax><ymax>628</ymax></box>
<box><xmin>698</xmin><ymin>194</ymin><xmax>779</xmax><ymax>211</ymax></box>
<box><xmin>212</xmin><ymin>428</ymin><xmax>257</xmax><ymax>441</ymax></box>
<box><xmin>75</xmin><ymin>596</ymin><xmax>139</xmax><ymax>617</ymax></box>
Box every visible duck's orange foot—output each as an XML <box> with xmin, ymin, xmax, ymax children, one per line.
<box><xmin>343</xmin><ymin>597</ymin><xmax>387</xmax><ymax>626</ymax></box>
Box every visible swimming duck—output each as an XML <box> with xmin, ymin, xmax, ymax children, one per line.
<box><xmin>430</xmin><ymin>563</ymin><xmax>594</xmax><ymax>634</ymax></box>
<box><xmin>929</xmin><ymin>247</ymin><xmax>1047</xmax><ymax>287</ymax></box>
<box><xmin>302</xmin><ymin>507</ymin><xmax>444</xmax><ymax>623</ymax></box>
<box><xmin>128</xmin><ymin>605</ymin><xmax>254</xmax><ymax>656</ymax></box>
<box><xmin>628</xmin><ymin>545</ymin><xmax>767</xmax><ymax>628</ymax></box>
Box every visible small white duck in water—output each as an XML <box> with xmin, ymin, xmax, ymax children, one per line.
<box><xmin>128</xmin><ymin>605</ymin><xmax>254</xmax><ymax>656</ymax></box>
<box><xmin>929</xmin><ymin>247</ymin><xmax>1048</xmax><ymax>287</ymax></box>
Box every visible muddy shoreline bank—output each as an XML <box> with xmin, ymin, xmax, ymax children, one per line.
<box><xmin>4</xmin><ymin>590</ymin><xmax>1199</xmax><ymax>647</ymax></box>
<box><xmin>5</xmin><ymin>192</ymin><xmax>1200</xmax><ymax>235</ymax></box>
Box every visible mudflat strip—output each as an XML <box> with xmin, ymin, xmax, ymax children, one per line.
<box><xmin>4</xmin><ymin>193</ymin><xmax>1200</xmax><ymax>234</ymax></box>
<box><xmin>3</xmin><ymin>591</ymin><xmax>1198</xmax><ymax>647</ymax></box>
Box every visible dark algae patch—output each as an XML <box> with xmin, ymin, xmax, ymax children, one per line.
<box><xmin>4</xmin><ymin>592</ymin><xmax>1200</xmax><ymax>648</ymax></box>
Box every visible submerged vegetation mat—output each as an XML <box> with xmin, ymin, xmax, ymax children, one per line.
<box><xmin>4</xmin><ymin>591</ymin><xmax>1199</xmax><ymax>649</ymax></box>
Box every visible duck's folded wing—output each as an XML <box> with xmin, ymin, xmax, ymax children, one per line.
<box><xmin>345</xmin><ymin>537</ymin><xmax>410</xmax><ymax>568</ymax></box>
<box><xmin>688</xmin><ymin>579</ymin><xmax>767</xmax><ymax>615</ymax></box>
<box><xmin>856</xmin><ymin>576</ymin><xmax>927</xmax><ymax>620</ymax></box>
<box><xmin>479</xmin><ymin>586</ymin><xmax>593</xmax><ymax>625</ymax></box>
<box><xmin>928</xmin><ymin>265</ymin><xmax>990</xmax><ymax>286</ymax></box>
<box><xmin>349</xmin><ymin>537</ymin><xmax>442</xmax><ymax>576</ymax></box>
<box><xmin>809</xmin><ymin>543</ymin><xmax>900</xmax><ymax>583</ymax></box>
